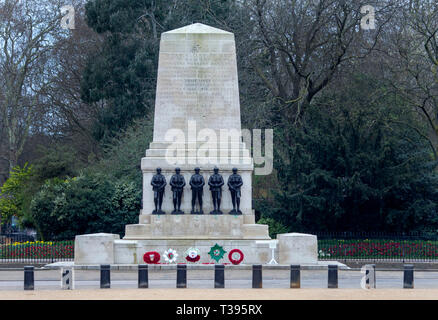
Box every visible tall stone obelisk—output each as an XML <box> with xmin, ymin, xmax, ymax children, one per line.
<box><xmin>152</xmin><ymin>23</ymin><xmax>242</xmax><ymax>147</ymax></box>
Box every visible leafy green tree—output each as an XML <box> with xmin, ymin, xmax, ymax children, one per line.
<box><xmin>31</xmin><ymin>144</ymin><xmax>81</xmax><ymax>182</ymax></box>
<box><xmin>88</xmin><ymin>116</ymin><xmax>153</xmax><ymax>187</ymax></box>
<box><xmin>81</xmin><ymin>0</ymin><xmax>241</xmax><ymax>142</ymax></box>
<box><xmin>0</xmin><ymin>144</ymin><xmax>85</xmax><ymax>231</ymax></box>
<box><xmin>80</xmin><ymin>31</ymin><xmax>157</xmax><ymax>142</ymax></box>
<box><xmin>0</xmin><ymin>164</ymin><xmax>35</xmax><ymax>229</ymax></box>
<box><xmin>268</xmin><ymin>75</ymin><xmax>438</xmax><ymax>233</ymax></box>
<box><xmin>256</xmin><ymin>217</ymin><xmax>289</xmax><ymax>239</ymax></box>
<box><xmin>102</xmin><ymin>181</ymin><xmax>141</xmax><ymax>235</ymax></box>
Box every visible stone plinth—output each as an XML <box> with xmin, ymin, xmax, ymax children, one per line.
<box><xmin>277</xmin><ymin>233</ymin><xmax>318</xmax><ymax>264</ymax></box>
<box><xmin>74</xmin><ymin>232</ymin><xmax>317</xmax><ymax>265</ymax></box>
<box><xmin>74</xmin><ymin>233</ymin><xmax>120</xmax><ymax>265</ymax></box>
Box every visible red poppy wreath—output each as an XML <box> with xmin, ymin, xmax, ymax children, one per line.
<box><xmin>228</xmin><ymin>249</ymin><xmax>244</xmax><ymax>265</ymax></box>
<box><xmin>185</xmin><ymin>247</ymin><xmax>201</xmax><ymax>262</ymax></box>
<box><xmin>143</xmin><ymin>251</ymin><xmax>161</xmax><ymax>264</ymax></box>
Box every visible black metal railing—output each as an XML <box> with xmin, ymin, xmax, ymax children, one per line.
<box><xmin>0</xmin><ymin>233</ymin><xmax>74</xmax><ymax>263</ymax></box>
<box><xmin>3</xmin><ymin>230</ymin><xmax>438</xmax><ymax>263</ymax></box>
<box><xmin>314</xmin><ymin>232</ymin><xmax>438</xmax><ymax>262</ymax></box>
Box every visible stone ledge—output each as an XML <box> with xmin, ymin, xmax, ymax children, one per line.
<box><xmin>139</xmin><ymin>213</ymin><xmax>256</xmax><ymax>225</ymax></box>
<box><xmin>141</xmin><ymin>157</ymin><xmax>254</xmax><ymax>171</ymax></box>
<box><xmin>123</xmin><ymin>236</ymin><xmax>270</xmax><ymax>240</ymax></box>
<box><xmin>243</xmin><ymin>224</ymin><xmax>270</xmax><ymax>239</ymax></box>
<box><xmin>124</xmin><ymin>215</ymin><xmax>270</xmax><ymax>240</ymax></box>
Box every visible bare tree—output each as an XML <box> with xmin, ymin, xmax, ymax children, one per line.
<box><xmin>241</xmin><ymin>0</ymin><xmax>397</xmax><ymax>126</ymax></box>
<box><xmin>383</xmin><ymin>0</ymin><xmax>438</xmax><ymax>157</ymax></box>
<box><xmin>40</xmin><ymin>3</ymin><xmax>103</xmax><ymax>159</ymax></box>
<box><xmin>0</xmin><ymin>0</ymin><xmax>68</xmax><ymax>172</ymax></box>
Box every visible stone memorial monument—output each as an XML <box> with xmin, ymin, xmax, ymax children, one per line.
<box><xmin>74</xmin><ymin>23</ymin><xmax>318</xmax><ymax>265</ymax></box>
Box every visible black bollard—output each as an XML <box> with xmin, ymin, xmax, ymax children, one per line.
<box><xmin>372</xmin><ymin>264</ymin><xmax>376</xmax><ymax>288</ymax></box>
<box><xmin>290</xmin><ymin>265</ymin><xmax>301</xmax><ymax>289</ymax></box>
<box><xmin>138</xmin><ymin>265</ymin><xmax>149</xmax><ymax>289</ymax></box>
<box><xmin>328</xmin><ymin>265</ymin><xmax>338</xmax><ymax>289</ymax></box>
<box><xmin>403</xmin><ymin>264</ymin><xmax>414</xmax><ymax>289</ymax></box>
<box><xmin>177</xmin><ymin>264</ymin><xmax>187</xmax><ymax>288</ymax></box>
<box><xmin>24</xmin><ymin>266</ymin><xmax>34</xmax><ymax>291</ymax></box>
<box><xmin>252</xmin><ymin>265</ymin><xmax>262</xmax><ymax>288</ymax></box>
<box><xmin>214</xmin><ymin>264</ymin><xmax>225</xmax><ymax>288</ymax></box>
<box><xmin>100</xmin><ymin>265</ymin><xmax>111</xmax><ymax>289</ymax></box>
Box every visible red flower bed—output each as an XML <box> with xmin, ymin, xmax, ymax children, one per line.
<box><xmin>0</xmin><ymin>241</ymin><xmax>74</xmax><ymax>259</ymax></box>
<box><xmin>318</xmin><ymin>239</ymin><xmax>438</xmax><ymax>260</ymax></box>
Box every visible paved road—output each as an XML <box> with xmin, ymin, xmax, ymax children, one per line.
<box><xmin>1</xmin><ymin>269</ymin><xmax>438</xmax><ymax>290</ymax></box>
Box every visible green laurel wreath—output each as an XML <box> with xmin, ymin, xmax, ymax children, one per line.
<box><xmin>208</xmin><ymin>243</ymin><xmax>227</xmax><ymax>262</ymax></box>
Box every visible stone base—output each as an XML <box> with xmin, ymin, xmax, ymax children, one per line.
<box><xmin>115</xmin><ymin>239</ymin><xmax>273</xmax><ymax>264</ymax></box>
<box><xmin>74</xmin><ymin>232</ymin><xmax>318</xmax><ymax>265</ymax></box>
<box><xmin>74</xmin><ymin>233</ymin><xmax>120</xmax><ymax>265</ymax></box>
<box><xmin>277</xmin><ymin>233</ymin><xmax>318</xmax><ymax>264</ymax></box>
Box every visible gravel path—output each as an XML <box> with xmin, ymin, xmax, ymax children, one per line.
<box><xmin>1</xmin><ymin>288</ymin><xmax>438</xmax><ymax>300</ymax></box>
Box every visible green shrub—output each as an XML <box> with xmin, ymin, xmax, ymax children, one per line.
<box><xmin>29</xmin><ymin>117</ymin><xmax>151</xmax><ymax>240</ymax></box>
<box><xmin>88</xmin><ymin>116</ymin><xmax>153</xmax><ymax>188</ymax></box>
<box><xmin>257</xmin><ymin>217</ymin><xmax>290</xmax><ymax>239</ymax></box>
<box><xmin>30</xmin><ymin>174</ymin><xmax>140</xmax><ymax>240</ymax></box>
<box><xmin>0</xmin><ymin>163</ymin><xmax>35</xmax><ymax>225</ymax></box>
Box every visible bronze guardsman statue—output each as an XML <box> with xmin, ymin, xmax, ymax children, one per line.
<box><xmin>190</xmin><ymin>167</ymin><xmax>205</xmax><ymax>214</ymax></box>
<box><xmin>208</xmin><ymin>167</ymin><xmax>224</xmax><ymax>214</ymax></box>
<box><xmin>170</xmin><ymin>167</ymin><xmax>186</xmax><ymax>214</ymax></box>
<box><xmin>227</xmin><ymin>167</ymin><xmax>243</xmax><ymax>215</ymax></box>
<box><xmin>151</xmin><ymin>167</ymin><xmax>166</xmax><ymax>214</ymax></box>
